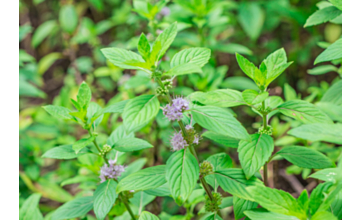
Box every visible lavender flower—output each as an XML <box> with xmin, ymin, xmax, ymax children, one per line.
<box><xmin>99</xmin><ymin>160</ymin><xmax>125</xmax><ymax>183</ymax></box>
<box><xmin>193</xmin><ymin>135</ymin><xmax>200</xmax><ymax>145</ymax></box>
<box><xmin>160</xmin><ymin>7</ymin><xmax>170</xmax><ymax>16</ymax></box>
<box><xmin>170</xmin><ymin>131</ymin><xmax>188</xmax><ymax>151</ymax></box>
<box><xmin>185</xmin><ymin>124</ymin><xmax>193</xmax><ymax>130</ymax></box>
<box><xmin>163</xmin><ymin>97</ymin><xmax>189</xmax><ymax>121</ymax></box>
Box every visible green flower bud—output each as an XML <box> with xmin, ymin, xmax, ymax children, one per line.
<box><xmin>200</xmin><ymin>161</ymin><xmax>214</xmax><ymax>177</ymax></box>
<box><xmin>205</xmin><ymin>192</ymin><xmax>222</xmax><ymax>212</ymax></box>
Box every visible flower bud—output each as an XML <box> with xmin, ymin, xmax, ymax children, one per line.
<box><xmin>205</xmin><ymin>192</ymin><xmax>222</xmax><ymax>212</ymax></box>
<box><xmin>199</xmin><ymin>161</ymin><xmax>214</xmax><ymax>176</ymax></box>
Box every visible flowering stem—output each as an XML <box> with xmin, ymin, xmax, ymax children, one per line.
<box><xmin>119</xmin><ymin>193</ymin><xmax>137</xmax><ymax>220</ymax></box>
<box><xmin>155</xmin><ymin>76</ymin><xmax>218</xmax><ymax>208</ymax></box>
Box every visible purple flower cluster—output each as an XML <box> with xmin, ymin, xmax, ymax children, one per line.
<box><xmin>163</xmin><ymin>97</ymin><xmax>189</xmax><ymax>121</ymax></box>
<box><xmin>170</xmin><ymin>131</ymin><xmax>188</xmax><ymax>151</ymax></box>
<box><xmin>99</xmin><ymin>160</ymin><xmax>125</xmax><ymax>183</ymax></box>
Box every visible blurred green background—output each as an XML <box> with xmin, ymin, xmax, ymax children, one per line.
<box><xmin>19</xmin><ymin>0</ymin><xmax>341</xmax><ymax>219</ymax></box>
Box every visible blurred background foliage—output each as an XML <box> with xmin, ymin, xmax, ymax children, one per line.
<box><xmin>19</xmin><ymin>0</ymin><xmax>341</xmax><ymax>219</ymax></box>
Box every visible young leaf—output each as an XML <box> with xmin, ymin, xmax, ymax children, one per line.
<box><xmin>153</xmin><ymin>22</ymin><xmax>177</xmax><ymax>62</ymax></box>
<box><xmin>314</xmin><ymin>38</ymin><xmax>342</xmax><ymax>65</ymax></box>
<box><xmin>212</xmin><ymin>168</ymin><xmax>263</xmax><ymax>201</ymax></box>
<box><xmin>117</xmin><ymin>165</ymin><xmax>166</xmax><ymax>193</ymax></box>
<box><xmin>242</xmin><ymin>89</ymin><xmax>269</xmax><ymax>105</ymax></box>
<box><xmin>233</xmin><ymin>197</ymin><xmax>258</xmax><ymax>219</ymax></box>
<box><xmin>297</xmin><ymin>189</ymin><xmax>309</xmax><ymax>212</ymax></box>
<box><xmin>77</xmin><ymin>82</ymin><xmax>92</xmax><ymax>110</ymax></box>
<box><xmin>51</xmin><ymin>196</ymin><xmax>93</xmax><ymax>220</ymax></box>
<box><xmin>101</xmin><ymin>47</ymin><xmax>147</xmax><ymax>70</ymax></box>
<box><xmin>284</xmin><ymin>83</ymin><xmax>297</xmax><ymax>101</ymax></box>
<box><xmin>138</xmin><ymin>33</ymin><xmax>151</xmax><ymax>60</ymax></box>
<box><xmin>170</xmin><ymin>47</ymin><xmax>211</xmax><ymax>68</ymax></box>
<box><xmin>31</xmin><ymin>20</ymin><xmax>57</xmax><ymax>48</ymax></box>
<box><xmin>244</xmin><ymin>209</ymin><xmax>300</xmax><ymax>220</ymax></box>
<box><xmin>246</xmin><ymin>186</ymin><xmax>307</xmax><ymax>219</ymax></box>
<box><xmin>19</xmin><ymin>193</ymin><xmax>43</xmax><ymax>220</ymax></box>
<box><xmin>307</xmin><ymin>65</ymin><xmax>338</xmax><ymax>75</ymax></box>
<box><xmin>288</xmin><ymin>123</ymin><xmax>342</xmax><ymax>144</ymax></box>
<box><xmin>275</xmin><ymin>146</ymin><xmax>334</xmax><ymax>169</ymax></box>
<box><xmin>93</xmin><ymin>180</ymin><xmax>117</xmax><ymax>220</ymax></box>
<box><xmin>43</xmin><ymin>105</ymin><xmax>74</xmax><ymax>121</ymax></box>
<box><xmin>202</xmin><ymin>131</ymin><xmax>241</xmax><ymax>148</ymax></box>
<box><xmin>73</xmin><ymin>136</ymin><xmax>95</xmax><ymax>154</ymax></box>
<box><xmin>113</xmin><ymin>138</ymin><xmax>153</xmax><ymax>152</ymax></box>
<box><xmin>86</xmin><ymin>102</ymin><xmax>104</xmax><ymax>129</ymax></box>
<box><xmin>304</xmin><ymin>6</ymin><xmax>342</xmax><ymax>27</ymax></box>
<box><xmin>238</xmin><ymin>133</ymin><xmax>274</xmax><ymax>179</ymax></box>
<box><xmin>189</xmin><ymin>89</ymin><xmax>246</xmax><ymax>107</ymax></box>
<box><xmin>277</xmin><ymin>100</ymin><xmax>333</xmax><ymax>124</ymax></box>
<box><xmin>191</xmin><ymin>105</ymin><xmax>250</xmax><ymax>141</ymax></box>
<box><xmin>202</xmin><ymin>213</ymin><xmax>223</xmax><ymax>220</ymax></box>
<box><xmin>204</xmin><ymin>153</ymin><xmax>233</xmax><ymax>190</ymax></box>
<box><xmin>139</xmin><ymin>211</ymin><xmax>160</xmax><ymax>220</ymax></box>
<box><xmin>164</xmin><ymin>63</ymin><xmax>202</xmax><ymax>76</ymax></box>
<box><xmin>235</xmin><ymin>53</ymin><xmax>261</xmax><ymax>83</ymax></box>
<box><xmin>59</xmin><ymin>4</ymin><xmax>78</xmax><ymax>34</ymax></box>
<box><xmin>107</xmin><ymin>124</ymin><xmax>134</xmax><ymax>147</ymax></box>
<box><xmin>329</xmin><ymin>0</ymin><xmax>342</xmax><ymax>10</ymax></box>
<box><xmin>42</xmin><ymin>145</ymin><xmax>90</xmax><ymax>159</ymax></box>
<box><xmin>165</xmin><ymin>148</ymin><xmax>199</xmax><ymax>205</ymax></box>
<box><xmin>123</xmin><ymin>95</ymin><xmax>160</xmax><ymax>133</ymax></box>
<box><xmin>310</xmin><ymin>211</ymin><xmax>337</xmax><ymax>220</ymax></box>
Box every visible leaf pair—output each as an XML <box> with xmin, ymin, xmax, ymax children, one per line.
<box><xmin>236</xmin><ymin>48</ymin><xmax>292</xmax><ymax>90</ymax></box>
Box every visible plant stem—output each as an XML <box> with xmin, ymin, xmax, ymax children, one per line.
<box><xmin>155</xmin><ymin>76</ymin><xmax>217</xmax><ymax>207</ymax></box>
<box><xmin>264</xmin><ymin>162</ymin><xmax>268</xmax><ymax>187</ymax></box>
<box><xmin>88</xmin><ymin>128</ymin><xmax>109</xmax><ymax>165</ymax></box>
<box><xmin>261</xmin><ymin>97</ymin><xmax>268</xmax><ymax>186</ymax></box>
<box><xmin>119</xmin><ymin>193</ymin><xmax>137</xmax><ymax>220</ymax></box>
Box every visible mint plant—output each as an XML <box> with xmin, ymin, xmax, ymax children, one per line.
<box><xmin>19</xmin><ymin>1</ymin><xmax>342</xmax><ymax>219</ymax></box>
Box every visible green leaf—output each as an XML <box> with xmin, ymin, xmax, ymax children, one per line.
<box><xmin>284</xmin><ymin>83</ymin><xmax>297</xmax><ymax>101</ymax></box>
<box><xmin>61</xmin><ymin>175</ymin><xmax>98</xmax><ymax>187</ymax></box>
<box><xmin>51</xmin><ymin>196</ymin><xmax>93</xmax><ymax>220</ymax></box>
<box><xmin>107</xmin><ymin>124</ymin><xmax>134</xmax><ymax>147</ymax></box>
<box><xmin>235</xmin><ymin>53</ymin><xmax>261</xmax><ymax>83</ymax></box>
<box><xmin>314</xmin><ymin>38</ymin><xmax>342</xmax><ymax>65</ymax></box>
<box><xmin>165</xmin><ymin>148</ymin><xmax>199</xmax><ymax>205</ymax></box>
<box><xmin>309</xmin><ymin>168</ymin><xmax>341</xmax><ymax>183</ymax></box>
<box><xmin>170</xmin><ymin>47</ymin><xmax>211</xmax><ymax>68</ymax></box>
<box><xmin>138</xmin><ymin>33</ymin><xmax>151</xmax><ymax>60</ymax></box>
<box><xmin>238</xmin><ymin>2</ymin><xmax>264</xmax><ymax>41</ymax></box>
<box><xmin>297</xmin><ymin>189</ymin><xmax>309</xmax><ymax>212</ymax></box>
<box><xmin>139</xmin><ymin>211</ymin><xmax>160</xmax><ymax>220</ymax></box>
<box><xmin>212</xmin><ymin>168</ymin><xmax>262</xmax><ymax>201</ymax></box>
<box><xmin>202</xmin><ymin>131</ymin><xmax>241</xmax><ymax>148</ymax></box>
<box><xmin>164</xmin><ymin>63</ymin><xmax>203</xmax><ymax>76</ymax></box>
<box><xmin>93</xmin><ymin>180</ymin><xmax>118</xmax><ymax>220</ymax></box>
<box><xmin>38</xmin><ymin>52</ymin><xmax>63</xmax><ymax>75</ymax></box>
<box><xmin>118</xmin><ymin>158</ymin><xmax>147</xmax><ymax>182</ymax></box>
<box><xmin>330</xmin><ymin>189</ymin><xmax>342</xmax><ymax>220</ymax></box>
<box><xmin>220</xmin><ymin>76</ymin><xmax>258</xmax><ymax>91</ymax></box>
<box><xmin>202</xmin><ymin>213</ymin><xmax>223</xmax><ymax>220</ymax></box>
<box><xmin>123</xmin><ymin>95</ymin><xmax>160</xmax><ymax>133</ymax></box>
<box><xmin>310</xmin><ymin>211</ymin><xmax>337</xmax><ymax>220</ymax></box>
<box><xmin>153</xmin><ymin>22</ymin><xmax>177</xmax><ymax>62</ymax></box>
<box><xmin>233</xmin><ymin>197</ymin><xmax>258</xmax><ymax>219</ymax></box>
<box><xmin>97</xmin><ymin>100</ymin><xmax>129</xmax><ymax>118</ymax></box>
<box><xmin>117</xmin><ymin>165</ymin><xmax>166</xmax><ymax>193</ymax></box>
<box><xmin>19</xmin><ymin>193</ymin><xmax>43</xmax><ymax>220</ymax></box>
<box><xmin>288</xmin><ymin>123</ymin><xmax>342</xmax><ymax>144</ymax></box>
<box><xmin>42</xmin><ymin>144</ymin><xmax>90</xmax><ymax>159</ymax></box>
<box><xmin>329</xmin><ymin>0</ymin><xmax>342</xmax><ymax>10</ymax></box>
<box><xmin>144</xmin><ymin>183</ymin><xmax>171</xmax><ymax>197</ymax></box>
<box><xmin>113</xmin><ymin>138</ymin><xmax>153</xmax><ymax>152</ymax></box>
<box><xmin>277</xmin><ymin>100</ymin><xmax>333</xmax><ymax>124</ymax></box>
<box><xmin>321</xmin><ymin>80</ymin><xmax>342</xmax><ymax>105</ymax></box>
<box><xmin>244</xmin><ymin>209</ymin><xmax>300</xmax><ymax>220</ymax></box>
<box><xmin>205</xmin><ymin>153</ymin><xmax>233</xmax><ymax>190</ymax></box>
<box><xmin>275</xmin><ymin>146</ymin><xmax>334</xmax><ymax>169</ymax></box>
<box><xmin>77</xmin><ymin>82</ymin><xmax>92</xmax><ymax>110</ymax></box>
<box><xmin>191</xmin><ymin>105</ymin><xmax>250</xmax><ymax>141</ymax></box>
<box><xmin>189</xmin><ymin>89</ymin><xmax>246</xmax><ymax>107</ymax></box>
<box><xmin>242</xmin><ymin>90</ymin><xmax>269</xmax><ymax>105</ymax></box>
<box><xmin>86</xmin><ymin>102</ymin><xmax>104</xmax><ymax>129</ymax></box>
<box><xmin>247</xmin><ymin>186</ymin><xmax>307</xmax><ymax>219</ymax></box>
<box><xmin>43</xmin><ymin>105</ymin><xmax>74</xmax><ymax>121</ymax></box>
<box><xmin>307</xmin><ymin>65</ymin><xmax>338</xmax><ymax>75</ymax></box>
<box><xmin>101</xmin><ymin>47</ymin><xmax>147</xmax><ymax>71</ymax></box>
<box><xmin>31</xmin><ymin>20</ymin><xmax>57</xmax><ymax>48</ymax></box>
<box><xmin>59</xmin><ymin>4</ymin><xmax>78</xmax><ymax>34</ymax></box>
<box><xmin>238</xmin><ymin>133</ymin><xmax>274</xmax><ymax>179</ymax></box>
<box><xmin>309</xmin><ymin>182</ymin><xmax>333</xmax><ymax>215</ymax></box>
<box><xmin>73</xmin><ymin>136</ymin><xmax>95</xmax><ymax>154</ymax></box>
<box><xmin>304</xmin><ymin>6</ymin><xmax>342</xmax><ymax>27</ymax></box>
